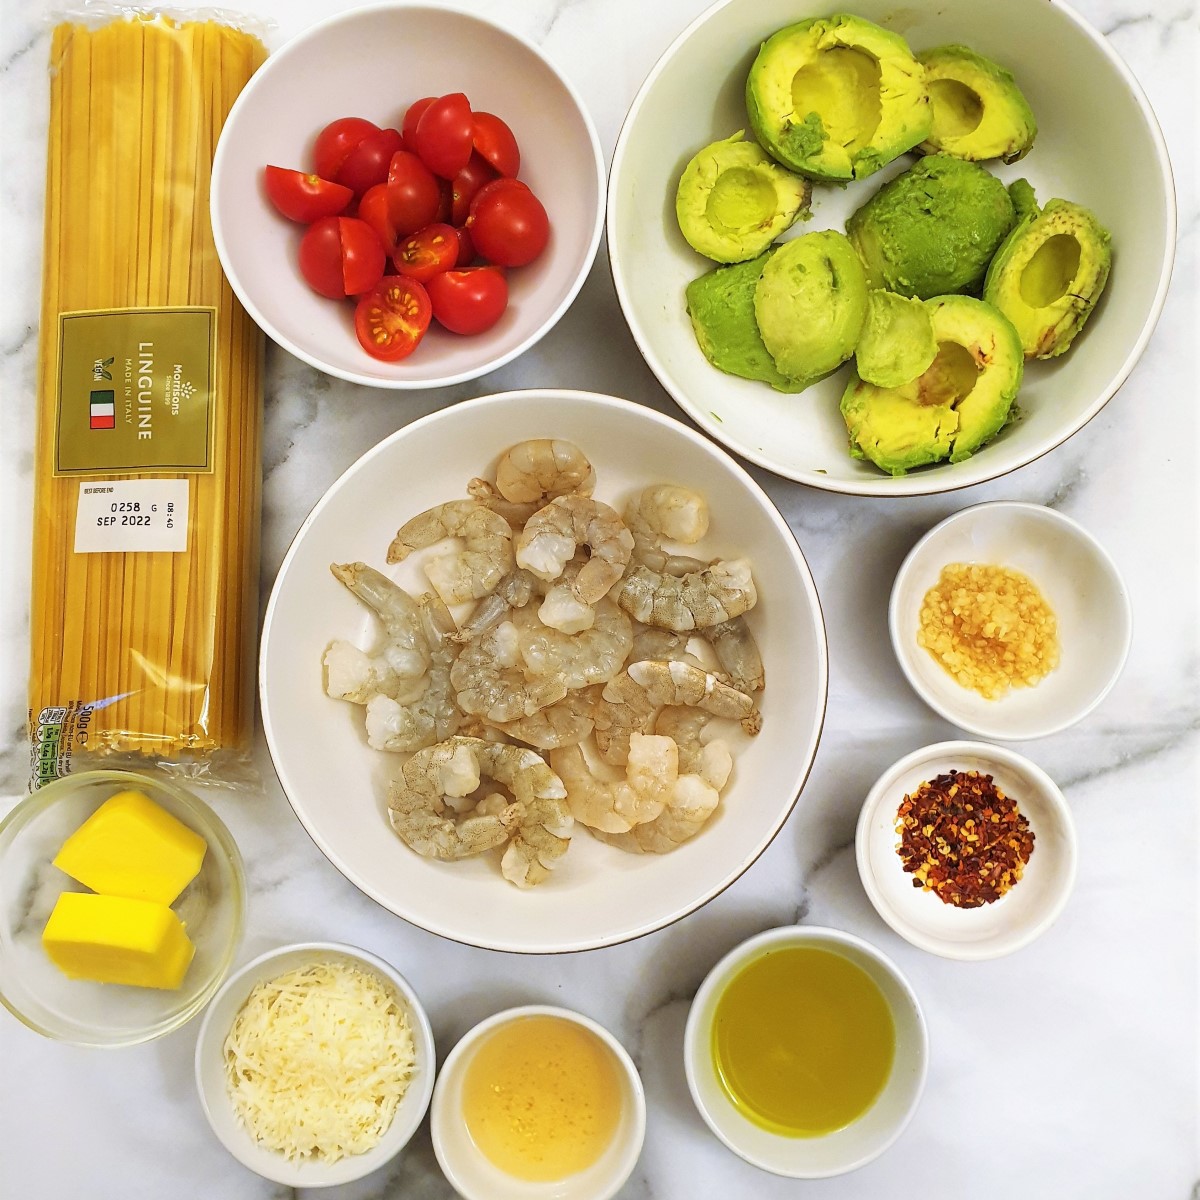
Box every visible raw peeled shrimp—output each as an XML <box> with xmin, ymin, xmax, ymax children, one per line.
<box><xmin>549</xmin><ymin>734</ymin><xmax>678</xmax><ymax>833</ymax></box>
<box><xmin>489</xmin><ymin>686</ymin><xmax>602</xmax><ymax>750</ymax></box>
<box><xmin>466</xmin><ymin>477</ymin><xmax>540</xmax><ymax>530</ymax></box>
<box><xmin>501</xmin><ymin>790</ymin><xmax>575</xmax><ymax>889</ymax></box>
<box><xmin>613</xmin><ymin>558</ymin><xmax>758</xmax><ymax>631</ymax></box>
<box><xmin>324</xmin><ymin>562</ymin><xmax>431</xmax><ymax>704</ymax></box>
<box><xmin>624</xmin><ymin>484</ymin><xmax>710</xmax><ymax>571</ymax></box>
<box><xmin>450</xmin><ymin>620</ymin><xmax>567</xmax><ymax>723</ymax></box>
<box><xmin>387</xmin><ymin>499</ymin><xmax>514</xmax><ymax>604</ymax></box>
<box><xmin>494</xmin><ymin>438</ymin><xmax>595</xmax><ymax>504</ymax></box>
<box><xmin>704</xmin><ymin>616</ymin><xmax>765</xmax><ymax>693</ymax></box>
<box><xmin>515</xmin><ymin>496</ymin><xmax>634</xmax><ymax>605</ymax></box>
<box><xmin>591</xmin><ymin>772</ymin><xmax>726</xmax><ymax>854</ymax></box>
<box><xmin>594</xmin><ymin>659</ymin><xmax>761</xmax><ymax>765</ymax></box>
<box><xmin>514</xmin><ymin>596</ymin><xmax>633</xmax><ymax>690</ymax></box>
<box><xmin>451</xmin><ymin>569</ymin><xmax>538</xmax><ymax>644</ymax></box>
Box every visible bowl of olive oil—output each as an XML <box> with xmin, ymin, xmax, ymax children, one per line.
<box><xmin>684</xmin><ymin>926</ymin><xmax>928</xmax><ymax>1177</ymax></box>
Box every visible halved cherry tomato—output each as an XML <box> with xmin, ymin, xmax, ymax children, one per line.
<box><xmin>263</xmin><ymin>166</ymin><xmax>353</xmax><ymax>223</ymax></box>
<box><xmin>471</xmin><ymin>112</ymin><xmax>520</xmax><ymax>178</ymax></box>
<box><xmin>452</xmin><ymin>225</ymin><xmax>475</xmax><ymax>267</ymax></box>
<box><xmin>450</xmin><ymin>152</ymin><xmax>499</xmax><ymax>225</ymax></box>
<box><xmin>358</xmin><ymin>184</ymin><xmax>402</xmax><ymax>254</ymax></box>
<box><xmin>336</xmin><ymin>127</ymin><xmax>405</xmax><ymax>197</ymax></box>
<box><xmin>413</xmin><ymin>92</ymin><xmax>475</xmax><ymax>179</ymax></box>
<box><xmin>466</xmin><ymin>179</ymin><xmax>549</xmax><ymax>267</ymax></box>
<box><xmin>385</xmin><ymin>151</ymin><xmax>442</xmax><ymax>233</ymax></box>
<box><xmin>298</xmin><ymin>216</ymin><xmax>386</xmax><ymax>298</ymax></box>
<box><xmin>393</xmin><ymin>222</ymin><xmax>460</xmax><ymax>284</ymax></box>
<box><xmin>354</xmin><ymin>275</ymin><xmax>432</xmax><ymax>361</ymax></box>
<box><xmin>426</xmin><ymin>266</ymin><xmax>508</xmax><ymax>335</ymax></box>
<box><xmin>313</xmin><ymin>117</ymin><xmax>380</xmax><ymax>180</ymax></box>
<box><xmin>401</xmin><ymin>96</ymin><xmax>437</xmax><ymax>151</ymax></box>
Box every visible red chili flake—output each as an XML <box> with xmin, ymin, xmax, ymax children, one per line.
<box><xmin>894</xmin><ymin>770</ymin><xmax>1035</xmax><ymax>909</ymax></box>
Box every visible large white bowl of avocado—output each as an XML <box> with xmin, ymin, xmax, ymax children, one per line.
<box><xmin>608</xmin><ymin>0</ymin><xmax>1176</xmax><ymax>495</ymax></box>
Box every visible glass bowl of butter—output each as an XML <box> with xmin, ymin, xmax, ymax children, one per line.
<box><xmin>0</xmin><ymin>769</ymin><xmax>245</xmax><ymax>1045</ymax></box>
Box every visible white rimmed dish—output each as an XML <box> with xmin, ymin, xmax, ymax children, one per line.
<box><xmin>194</xmin><ymin>941</ymin><xmax>435</xmax><ymax>1188</ymax></box>
<box><xmin>684</xmin><ymin>926</ymin><xmax>928</xmax><ymax>1178</ymax></box>
<box><xmin>211</xmin><ymin>3</ymin><xmax>605</xmax><ymax>389</ymax></box>
<box><xmin>430</xmin><ymin>1004</ymin><xmax>645</xmax><ymax>1200</ymax></box>
<box><xmin>259</xmin><ymin>389</ymin><xmax>828</xmax><ymax>953</ymax></box>
<box><xmin>607</xmin><ymin>0</ymin><xmax>1176</xmax><ymax>494</ymax></box>
<box><xmin>856</xmin><ymin>741</ymin><xmax>1078</xmax><ymax>960</ymax></box>
<box><xmin>889</xmin><ymin>501</ymin><xmax>1132</xmax><ymax>740</ymax></box>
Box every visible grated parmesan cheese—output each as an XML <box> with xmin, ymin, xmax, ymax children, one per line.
<box><xmin>223</xmin><ymin>960</ymin><xmax>416</xmax><ymax>1162</ymax></box>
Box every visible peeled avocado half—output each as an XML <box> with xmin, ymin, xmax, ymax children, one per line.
<box><xmin>918</xmin><ymin>44</ymin><xmax>1037</xmax><ymax>163</ymax></box>
<box><xmin>675</xmin><ymin>132</ymin><xmax>811</xmax><ymax>264</ymax></box>
<box><xmin>855</xmin><ymin>290</ymin><xmax>938</xmax><ymax>388</ymax></box>
<box><xmin>984</xmin><ymin>194</ymin><xmax>1112</xmax><ymax>359</ymax></box>
<box><xmin>745</xmin><ymin>14</ymin><xmax>931</xmax><ymax>182</ymax></box>
<box><xmin>841</xmin><ymin>294</ymin><xmax>1023</xmax><ymax>475</ymax></box>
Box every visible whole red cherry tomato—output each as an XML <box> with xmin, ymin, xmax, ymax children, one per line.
<box><xmin>426</xmin><ymin>266</ymin><xmax>508</xmax><ymax>335</ymax></box>
<box><xmin>471</xmin><ymin>112</ymin><xmax>520</xmax><ymax>178</ymax></box>
<box><xmin>313</xmin><ymin>117</ymin><xmax>380</xmax><ymax>180</ymax></box>
<box><xmin>336</xmin><ymin>126</ymin><xmax>404</xmax><ymax>197</ymax></box>
<box><xmin>358</xmin><ymin>184</ymin><xmax>402</xmax><ymax>254</ymax></box>
<box><xmin>354</xmin><ymin>275</ymin><xmax>432</xmax><ymax>361</ymax></box>
<box><xmin>298</xmin><ymin>216</ymin><xmax>386</xmax><ymax>298</ymax></box>
<box><xmin>450</xmin><ymin>152</ymin><xmax>499</xmax><ymax>225</ymax></box>
<box><xmin>413</xmin><ymin>93</ymin><xmax>475</xmax><ymax>179</ymax></box>
<box><xmin>385</xmin><ymin>151</ymin><xmax>443</xmax><ymax>233</ymax></box>
<box><xmin>263</xmin><ymin>166</ymin><xmax>353</xmax><ymax>223</ymax></box>
<box><xmin>401</xmin><ymin>96</ymin><xmax>436</xmax><ymax>151</ymax></box>
<box><xmin>393</xmin><ymin>223</ymin><xmax>460</xmax><ymax>284</ymax></box>
<box><xmin>466</xmin><ymin>179</ymin><xmax>549</xmax><ymax>267</ymax></box>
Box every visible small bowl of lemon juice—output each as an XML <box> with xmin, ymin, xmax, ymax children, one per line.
<box><xmin>684</xmin><ymin>925</ymin><xmax>928</xmax><ymax>1177</ymax></box>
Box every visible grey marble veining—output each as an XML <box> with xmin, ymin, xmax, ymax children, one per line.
<box><xmin>1</xmin><ymin>1</ymin><xmax>1197</xmax><ymax>1198</ymax></box>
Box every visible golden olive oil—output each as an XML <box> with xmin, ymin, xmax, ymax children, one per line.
<box><xmin>461</xmin><ymin>1015</ymin><xmax>624</xmax><ymax>1182</ymax></box>
<box><xmin>712</xmin><ymin>946</ymin><xmax>895</xmax><ymax>1137</ymax></box>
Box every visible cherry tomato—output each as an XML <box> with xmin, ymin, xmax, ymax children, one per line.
<box><xmin>393</xmin><ymin>222</ymin><xmax>460</xmax><ymax>284</ymax></box>
<box><xmin>336</xmin><ymin>127</ymin><xmax>404</xmax><ymax>197</ymax></box>
<box><xmin>263</xmin><ymin>166</ymin><xmax>353</xmax><ymax>223</ymax></box>
<box><xmin>426</xmin><ymin>266</ymin><xmax>508</xmax><ymax>335</ymax></box>
<box><xmin>413</xmin><ymin>92</ymin><xmax>475</xmax><ymax>179</ymax></box>
<box><xmin>354</xmin><ymin>275</ymin><xmax>432</xmax><ymax>361</ymax></box>
<box><xmin>385</xmin><ymin>151</ymin><xmax>443</xmax><ymax>233</ymax></box>
<box><xmin>452</xmin><ymin>225</ymin><xmax>475</xmax><ymax>267</ymax></box>
<box><xmin>358</xmin><ymin>184</ymin><xmax>402</xmax><ymax>254</ymax></box>
<box><xmin>450</xmin><ymin>152</ymin><xmax>499</xmax><ymax>225</ymax></box>
<box><xmin>466</xmin><ymin>179</ymin><xmax>550</xmax><ymax>267</ymax></box>
<box><xmin>313</xmin><ymin>117</ymin><xmax>380</xmax><ymax>180</ymax></box>
<box><xmin>471</xmin><ymin>112</ymin><xmax>520</xmax><ymax>178</ymax></box>
<box><xmin>401</xmin><ymin>96</ymin><xmax>436</xmax><ymax>151</ymax></box>
<box><xmin>298</xmin><ymin>216</ymin><xmax>386</xmax><ymax>298</ymax></box>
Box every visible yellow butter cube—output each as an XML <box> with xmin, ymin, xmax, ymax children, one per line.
<box><xmin>42</xmin><ymin>892</ymin><xmax>196</xmax><ymax>990</ymax></box>
<box><xmin>53</xmin><ymin>789</ymin><xmax>207</xmax><ymax>905</ymax></box>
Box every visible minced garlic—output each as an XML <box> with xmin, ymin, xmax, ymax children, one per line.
<box><xmin>917</xmin><ymin>562</ymin><xmax>1059</xmax><ymax>699</ymax></box>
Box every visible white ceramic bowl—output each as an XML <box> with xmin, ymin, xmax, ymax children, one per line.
<box><xmin>430</xmin><ymin>1005</ymin><xmax>645</xmax><ymax>1200</ymax></box>
<box><xmin>889</xmin><ymin>501</ymin><xmax>1132</xmax><ymax>740</ymax></box>
<box><xmin>608</xmin><ymin>0</ymin><xmax>1176</xmax><ymax>494</ymax></box>
<box><xmin>212</xmin><ymin>3</ymin><xmax>604</xmax><ymax>388</ymax></box>
<box><xmin>856</xmin><ymin>741</ymin><xmax>1077</xmax><ymax>960</ymax></box>
<box><xmin>260</xmin><ymin>390</ymin><xmax>828</xmax><ymax>953</ymax></box>
<box><xmin>194</xmin><ymin>941</ymin><xmax>436</xmax><ymax>1187</ymax></box>
<box><xmin>684</xmin><ymin>926</ymin><xmax>928</xmax><ymax>1177</ymax></box>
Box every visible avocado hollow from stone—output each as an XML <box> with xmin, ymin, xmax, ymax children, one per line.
<box><xmin>746</xmin><ymin>14</ymin><xmax>931</xmax><ymax>182</ymax></box>
<box><xmin>847</xmin><ymin>155</ymin><xmax>1016</xmax><ymax>299</ymax></box>
<box><xmin>754</xmin><ymin>230</ymin><xmax>869</xmax><ymax>389</ymax></box>
<box><xmin>841</xmin><ymin>294</ymin><xmax>1023</xmax><ymax>475</ymax></box>
<box><xmin>675</xmin><ymin>132</ymin><xmax>811</xmax><ymax>264</ymax></box>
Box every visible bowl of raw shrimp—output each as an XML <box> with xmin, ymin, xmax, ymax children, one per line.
<box><xmin>260</xmin><ymin>390</ymin><xmax>828</xmax><ymax>952</ymax></box>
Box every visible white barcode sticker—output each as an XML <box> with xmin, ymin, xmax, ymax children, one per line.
<box><xmin>74</xmin><ymin>479</ymin><xmax>190</xmax><ymax>553</ymax></box>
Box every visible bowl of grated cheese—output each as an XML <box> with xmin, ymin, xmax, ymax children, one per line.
<box><xmin>193</xmin><ymin>941</ymin><xmax>435</xmax><ymax>1187</ymax></box>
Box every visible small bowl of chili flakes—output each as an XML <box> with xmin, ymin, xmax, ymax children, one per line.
<box><xmin>855</xmin><ymin>741</ymin><xmax>1078</xmax><ymax>961</ymax></box>
<box><xmin>888</xmin><ymin>501</ymin><xmax>1132</xmax><ymax>741</ymax></box>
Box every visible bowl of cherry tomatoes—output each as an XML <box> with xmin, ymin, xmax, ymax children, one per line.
<box><xmin>211</xmin><ymin>4</ymin><xmax>605</xmax><ymax>388</ymax></box>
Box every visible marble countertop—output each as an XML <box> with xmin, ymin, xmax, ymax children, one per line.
<box><xmin>1</xmin><ymin>1</ymin><xmax>1196</xmax><ymax>1197</ymax></box>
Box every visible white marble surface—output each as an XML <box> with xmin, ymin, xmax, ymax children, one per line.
<box><xmin>1</xmin><ymin>1</ymin><xmax>1197</xmax><ymax>1197</ymax></box>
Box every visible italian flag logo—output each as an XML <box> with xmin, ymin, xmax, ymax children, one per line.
<box><xmin>89</xmin><ymin>390</ymin><xmax>115</xmax><ymax>430</ymax></box>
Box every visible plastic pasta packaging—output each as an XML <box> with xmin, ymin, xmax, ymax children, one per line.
<box><xmin>28</xmin><ymin>4</ymin><xmax>268</xmax><ymax>787</ymax></box>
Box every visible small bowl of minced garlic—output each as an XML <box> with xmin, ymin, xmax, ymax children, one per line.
<box><xmin>889</xmin><ymin>501</ymin><xmax>1132</xmax><ymax>741</ymax></box>
<box><xmin>193</xmin><ymin>941</ymin><xmax>435</xmax><ymax>1188</ymax></box>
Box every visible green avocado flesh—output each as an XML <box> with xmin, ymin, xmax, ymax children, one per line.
<box><xmin>855</xmin><ymin>290</ymin><xmax>938</xmax><ymax>388</ymax></box>
<box><xmin>918</xmin><ymin>44</ymin><xmax>1037</xmax><ymax>164</ymax></box>
<box><xmin>746</xmin><ymin>14</ymin><xmax>931</xmax><ymax>182</ymax></box>
<box><xmin>847</xmin><ymin>154</ymin><xmax>1016</xmax><ymax>299</ymax></box>
<box><xmin>676</xmin><ymin>132</ymin><xmax>811</xmax><ymax>263</ymax></box>
<box><xmin>984</xmin><ymin>197</ymin><xmax>1112</xmax><ymax>359</ymax></box>
<box><xmin>753</xmin><ymin>230</ymin><xmax>868</xmax><ymax>387</ymax></box>
<box><xmin>841</xmin><ymin>293</ymin><xmax>1023</xmax><ymax>474</ymax></box>
<box><xmin>685</xmin><ymin>253</ymin><xmax>807</xmax><ymax>391</ymax></box>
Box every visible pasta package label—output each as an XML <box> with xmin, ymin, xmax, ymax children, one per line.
<box><xmin>55</xmin><ymin>307</ymin><xmax>215</xmax><ymax>475</ymax></box>
<box><xmin>74</xmin><ymin>478</ymin><xmax>190</xmax><ymax>554</ymax></box>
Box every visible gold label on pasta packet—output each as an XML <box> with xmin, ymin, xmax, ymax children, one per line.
<box><xmin>55</xmin><ymin>307</ymin><xmax>215</xmax><ymax>475</ymax></box>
